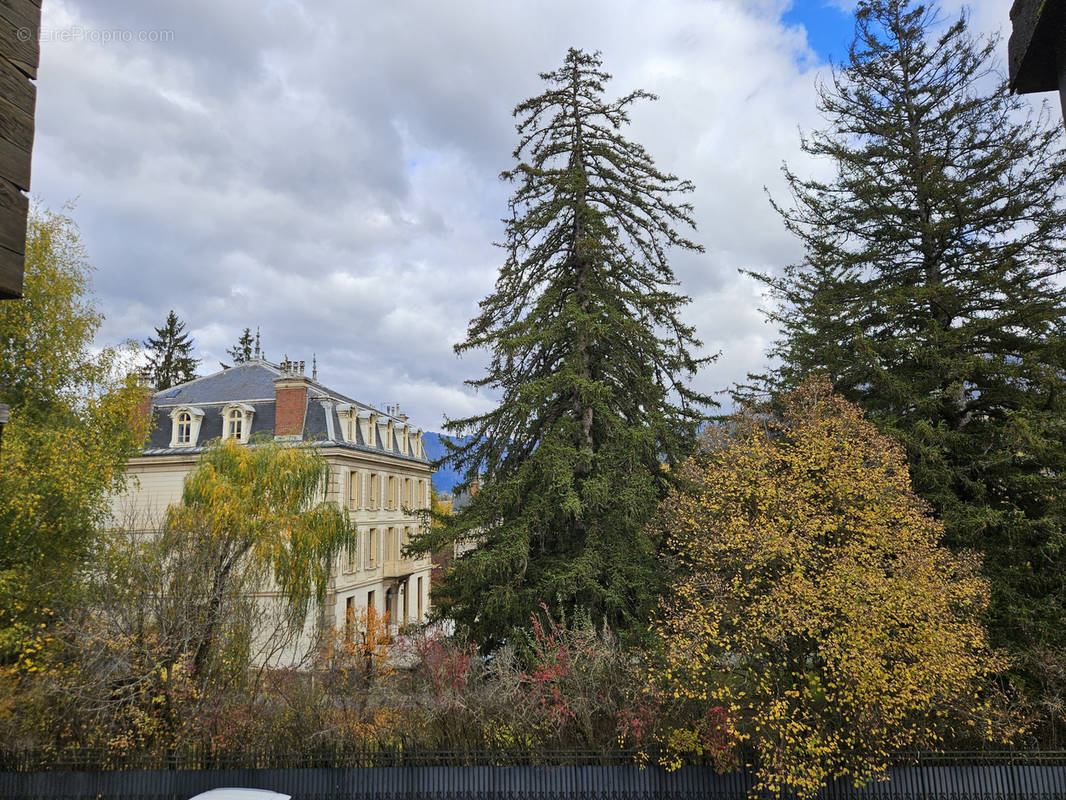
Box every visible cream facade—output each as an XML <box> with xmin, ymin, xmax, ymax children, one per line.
<box><xmin>112</xmin><ymin>356</ymin><xmax>434</xmax><ymax>661</ymax></box>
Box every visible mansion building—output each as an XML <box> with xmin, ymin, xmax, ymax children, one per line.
<box><xmin>112</xmin><ymin>354</ymin><xmax>434</xmax><ymax>653</ymax></box>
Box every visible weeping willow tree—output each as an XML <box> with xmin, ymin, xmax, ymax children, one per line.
<box><xmin>165</xmin><ymin>438</ymin><xmax>355</xmax><ymax>676</ymax></box>
<box><xmin>412</xmin><ymin>48</ymin><xmax>712</xmax><ymax>649</ymax></box>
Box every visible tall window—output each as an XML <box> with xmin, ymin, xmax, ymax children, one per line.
<box><xmin>402</xmin><ymin>578</ymin><xmax>409</xmax><ymax>624</ymax></box>
<box><xmin>227</xmin><ymin>408</ymin><xmax>242</xmax><ymax>440</ymax></box>
<box><xmin>176</xmin><ymin>412</ymin><xmax>192</xmax><ymax>444</ymax></box>
<box><xmin>369</xmin><ymin>474</ymin><xmax>379</xmax><ymax>509</ymax></box>
<box><xmin>345</xmin><ymin>537</ymin><xmax>358</xmax><ymax>573</ymax></box>
<box><xmin>349</xmin><ymin>470</ymin><xmax>362</xmax><ymax>509</ymax></box>
<box><xmin>417</xmin><ymin>576</ymin><xmax>423</xmax><ymax>619</ymax></box>
<box><xmin>367</xmin><ymin>528</ymin><xmax>378</xmax><ymax>567</ymax></box>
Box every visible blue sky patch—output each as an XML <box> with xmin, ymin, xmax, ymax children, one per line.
<box><xmin>782</xmin><ymin>0</ymin><xmax>855</xmax><ymax>65</ymax></box>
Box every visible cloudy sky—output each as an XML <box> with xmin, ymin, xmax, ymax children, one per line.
<box><xmin>31</xmin><ymin>0</ymin><xmax>1021</xmax><ymax>432</ymax></box>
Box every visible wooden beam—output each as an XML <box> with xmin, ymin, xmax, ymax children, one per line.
<box><xmin>0</xmin><ymin>0</ymin><xmax>38</xmax><ymax>36</ymax></box>
<box><xmin>0</xmin><ymin>0</ymin><xmax>37</xmax><ymax>299</ymax></box>
<box><xmin>0</xmin><ymin>176</ymin><xmax>27</xmax><ymax>255</ymax></box>
<box><xmin>0</xmin><ymin>240</ymin><xmax>23</xmax><ymax>299</ymax></box>
<box><xmin>1009</xmin><ymin>0</ymin><xmax>1066</xmax><ymax>94</ymax></box>
<box><xmin>0</xmin><ymin>122</ymin><xmax>30</xmax><ymax>190</ymax></box>
<box><xmin>0</xmin><ymin>91</ymin><xmax>33</xmax><ymax>160</ymax></box>
<box><xmin>0</xmin><ymin>48</ymin><xmax>34</xmax><ymax>115</ymax></box>
<box><xmin>0</xmin><ymin>3</ymin><xmax>36</xmax><ymax>79</ymax></box>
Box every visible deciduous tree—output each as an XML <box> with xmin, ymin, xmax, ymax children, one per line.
<box><xmin>0</xmin><ymin>206</ymin><xmax>148</xmax><ymax>661</ymax></box>
<box><xmin>411</xmin><ymin>49</ymin><xmax>712</xmax><ymax>648</ymax></box>
<box><xmin>650</xmin><ymin>379</ymin><xmax>1004</xmax><ymax>797</ymax></box>
<box><xmin>11</xmin><ymin>439</ymin><xmax>359</xmax><ymax>752</ymax></box>
<box><xmin>164</xmin><ymin>438</ymin><xmax>356</xmax><ymax>677</ymax></box>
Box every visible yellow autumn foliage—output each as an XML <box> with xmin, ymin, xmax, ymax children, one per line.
<box><xmin>164</xmin><ymin>437</ymin><xmax>356</xmax><ymax>677</ymax></box>
<box><xmin>0</xmin><ymin>206</ymin><xmax>149</xmax><ymax>661</ymax></box>
<box><xmin>648</xmin><ymin>377</ymin><xmax>1005</xmax><ymax>797</ymax></box>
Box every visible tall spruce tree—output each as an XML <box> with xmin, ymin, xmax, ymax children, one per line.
<box><xmin>750</xmin><ymin>0</ymin><xmax>1066</xmax><ymax>738</ymax></box>
<box><xmin>144</xmin><ymin>310</ymin><xmax>199</xmax><ymax>390</ymax></box>
<box><xmin>411</xmin><ymin>48</ymin><xmax>711</xmax><ymax>649</ymax></box>
<box><xmin>227</xmin><ymin>327</ymin><xmax>255</xmax><ymax>364</ymax></box>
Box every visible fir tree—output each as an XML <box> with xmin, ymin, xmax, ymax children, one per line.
<box><xmin>227</xmin><ymin>327</ymin><xmax>254</xmax><ymax>364</ymax></box>
<box><xmin>749</xmin><ymin>0</ymin><xmax>1066</xmax><ymax>737</ymax></box>
<box><xmin>411</xmin><ymin>49</ymin><xmax>712</xmax><ymax>648</ymax></box>
<box><xmin>144</xmin><ymin>310</ymin><xmax>199</xmax><ymax>390</ymax></box>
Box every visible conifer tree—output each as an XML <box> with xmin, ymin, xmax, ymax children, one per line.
<box><xmin>411</xmin><ymin>49</ymin><xmax>711</xmax><ymax>648</ymax></box>
<box><xmin>749</xmin><ymin>0</ymin><xmax>1066</xmax><ymax>736</ymax></box>
<box><xmin>143</xmin><ymin>310</ymin><xmax>199</xmax><ymax>390</ymax></box>
<box><xmin>227</xmin><ymin>327</ymin><xmax>254</xmax><ymax>365</ymax></box>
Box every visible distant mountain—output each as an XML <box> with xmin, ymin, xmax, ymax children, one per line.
<box><xmin>422</xmin><ymin>431</ymin><xmax>464</xmax><ymax>494</ymax></box>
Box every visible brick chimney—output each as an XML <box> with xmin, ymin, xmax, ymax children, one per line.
<box><xmin>274</xmin><ymin>360</ymin><xmax>311</xmax><ymax>438</ymax></box>
<box><xmin>129</xmin><ymin>383</ymin><xmax>155</xmax><ymax>437</ymax></box>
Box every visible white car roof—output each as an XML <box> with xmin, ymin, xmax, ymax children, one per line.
<box><xmin>187</xmin><ymin>790</ymin><xmax>291</xmax><ymax>800</ymax></box>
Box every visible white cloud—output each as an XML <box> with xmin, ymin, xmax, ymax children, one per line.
<box><xmin>30</xmin><ymin>0</ymin><xmax>1018</xmax><ymax>431</ymax></box>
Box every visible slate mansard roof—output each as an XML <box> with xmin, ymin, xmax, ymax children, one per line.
<box><xmin>142</xmin><ymin>358</ymin><xmax>429</xmax><ymax>463</ymax></box>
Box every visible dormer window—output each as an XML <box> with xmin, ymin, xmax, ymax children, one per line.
<box><xmin>168</xmin><ymin>405</ymin><xmax>205</xmax><ymax>448</ymax></box>
<box><xmin>221</xmin><ymin>402</ymin><xmax>255</xmax><ymax>444</ymax></box>
<box><xmin>227</xmin><ymin>409</ymin><xmax>242</xmax><ymax>439</ymax></box>
<box><xmin>176</xmin><ymin>412</ymin><xmax>192</xmax><ymax>444</ymax></box>
<box><xmin>358</xmin><ymin>411</ymin><xmax>373</xmax><ymax>446</ymax></box>
<box><xmin>336</xmin><ymin>403</ymin><xmax>354</xmax><ymax>443</ymax></box>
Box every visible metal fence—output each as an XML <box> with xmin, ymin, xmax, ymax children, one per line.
<box><xmin>0</xmin><ymin>750</ymin><xmax>1062</xmax><ymax>799</ymax></box>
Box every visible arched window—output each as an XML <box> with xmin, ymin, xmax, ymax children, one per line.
<box><xmin>168</xmin><ymin>405</ymin><xmax>204</xmax><ymax>447</ymax></box>
<box><xmin>227</xmin><ymin>408</ymin><xmax>242</xmax><ymax>440</ymax></box>
<box><xmin>221</xmin><ymin>403</ymin><xmax>255</xmax><ymax>443</ymax></box>
<box><xmin>176</xmin><ymin>412</ymin><xmax>192</xmax><ymax>444</ymax></box>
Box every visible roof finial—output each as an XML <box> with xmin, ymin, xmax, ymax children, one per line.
<box><xmin>254</xmin><ymin>327</ymin><xmax>261</xmax><ymax>359</ymax></box>
<box><xmin>312</xmin><ymin>353</ymin><xmax>317</xmax><ymax>381</ymax></box>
